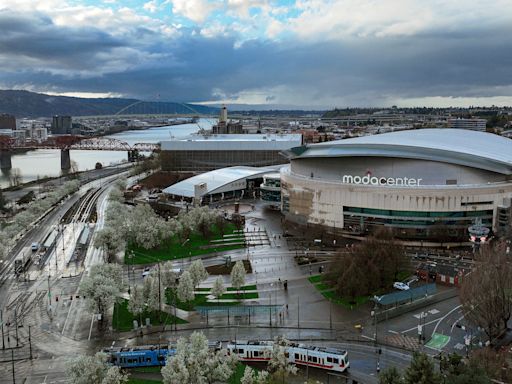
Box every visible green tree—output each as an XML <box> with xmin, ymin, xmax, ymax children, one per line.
<box><xmin>404</xmin><ymin>352</ymin><xmax>441</xmax><ymax>384</ymax></box>
<box><xmin>379</xmin><ymin>366</ymin><xmax>403</xmax><ymax>384</ymax></box>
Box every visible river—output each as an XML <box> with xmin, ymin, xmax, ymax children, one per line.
<box><xmin>0</xmin><ymin>118</ymin><xmax>214</xmax><ymax>188</ymax></box>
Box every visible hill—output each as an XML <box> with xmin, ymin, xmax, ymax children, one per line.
<box><xmin>0</xmin><ymin>90</ymin><xmax>217</xmax><ymax>118</ymax></box>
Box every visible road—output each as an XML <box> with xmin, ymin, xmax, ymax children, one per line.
<box><xmin>0</xmin><ymin>186</ymin><xmax>418</xmax><ymax>383</ymax></box>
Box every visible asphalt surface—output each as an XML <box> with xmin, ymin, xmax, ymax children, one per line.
<box><xmin>0</xmin><ymin>187</ymin><xmax>471</xmax><ymax>383</ymax></box>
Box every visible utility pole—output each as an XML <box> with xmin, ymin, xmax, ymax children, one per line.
<box><xmin>28</xmin><ymin>326</ymin><xmax>32</xmax><ymax>360</ymax></box>
<box><xmin>11</xmin><ymin>349</ymin><xmax>15</xmax><ymax>384</ymax></box>
<box><xmin>14</xmin><ymin>308</ymin><xmax>18</xmax><ymax>347</ymax></box>
<box><xmin>1</xmin><ymin>309</ymin><xmax>5</xmax><ymax>350</ymax></box>
<box><xmin>47</xmin><ymin>275</ymin><xmax>52</xmax><ymax>318</ymax></box>
<box><xmin>158</xmin><ymin>261</ymin><xmax>162</xmax><ymax>323</ymax></box>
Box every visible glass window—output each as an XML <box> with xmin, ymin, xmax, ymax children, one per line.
<box><xmin>333</xmin><ymin>358</ymin><xmax>339</xmax><ymax>364</ymax></box>
<box><xmin>327</xmin><ymin>357</ymin><xmax>332</xmax><ymax>363</ymax></box>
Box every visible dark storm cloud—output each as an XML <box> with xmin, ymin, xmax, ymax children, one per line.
<box><xmin>0</xmin><ymin>10</ymin><xmax>124</xmax><ymax>71</ymax></box>
<box><xmin>1</xmin><ymin>9</ymin><xmax>511</xmax><ymax>106</ymax></box>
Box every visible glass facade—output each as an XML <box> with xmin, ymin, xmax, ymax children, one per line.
<box><xmin>343</xmin><ymin>206</ymin><xmax>493</xmax><ymax>239</ymax></box>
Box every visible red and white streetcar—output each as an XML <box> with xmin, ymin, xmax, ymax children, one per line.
<box><xmin>227</xmin><ymin>340</ymin><xmax>349</xmax><ymax>373</ymax></box>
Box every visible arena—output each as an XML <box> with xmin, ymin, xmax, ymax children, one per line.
<box><xmin>280</xmin><ymin>129</ymin><xmax>512</xmax><ymax>242</ymax></box>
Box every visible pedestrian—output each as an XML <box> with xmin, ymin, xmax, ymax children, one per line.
<box><xmin>286</xmin><ymin>304</ymin><xmax>289</xmax><ymax>313</ymax></box>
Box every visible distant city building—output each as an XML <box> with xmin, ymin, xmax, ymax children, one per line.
<box><xmin>0</xmin><ymin>113</ymin><xmax>16</xmax><ymax>130</ymax></box>
<box><xmin>447</xmin><ymin>118</ymin><xmax>487</xmax><ymax>131</ymax></box>
<box><xmin>160</xmin><ymin>133</ymin><xmax>302</xmax><ymax>173</ymax></box>
<box><xmin>51</xmin><ymin>115</ymin><xmax>72</xmax><ymax>134</ymax></box>
<box><xmin>212</xmin><ymin>105</ymin><xmax>243</xmax><ymax>134</ymax></box>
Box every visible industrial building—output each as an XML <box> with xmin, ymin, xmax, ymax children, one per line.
<box><xmin>447</xmin><ymin>118</ymin><xmax>487</xmax><ymax>131</ymax></box>
<box><xmin>281</xmin><ymin>129</ymin><xmax>512</xmax><ymax>241</ymax></box>
<box><xmin>211</xmin><ymin>105</ymin><xmax>243</xmax><ymax>134</ymax></box>
<box><xmin>162</xmin><ymin>165</ymin><xmax>282</xmax><ymax>204</ymax></box>
<box><xmin>160</xmin><ymin>134</ymin><xmax>302</xmax><ymax>173</ymax></box>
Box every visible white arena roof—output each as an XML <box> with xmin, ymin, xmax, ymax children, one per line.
<box><xmin>163</xmin><ymin>165</ymin><xmax>284</xmax><ymax>198</ymax></box>
<box><xmin>288</xmin><ymin>129</ymin><xmax>512</xmax><ymax>175</ymax></box>
<box><xmin>161</xmin><ymin>133</ymin><xmax>302</xmax><ymax>151</ymax></box>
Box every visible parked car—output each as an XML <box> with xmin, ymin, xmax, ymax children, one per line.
<box><xmin>142</xmin><ymin>267</ymin><xmax>151</xmax><ymax>278</ymax></box>
<box><xmin>393</xmin><ymin>282</ymin><xmax>410</xmax><ymax>291</ymax></box>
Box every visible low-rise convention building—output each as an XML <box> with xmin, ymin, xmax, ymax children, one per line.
<box><xmin>162</xmin><ymin>165</ymin><xmax>283</xmax><ymax>204</ymax></box>
<box><xmin>281</xmin><ymin>129</ymin><xmax>512</xmax><ymax>241</ymax></box>
<box><xmin>160</xmin><ymin>134</ymin><xmax>302</xmax><ymax>173</ymax></box>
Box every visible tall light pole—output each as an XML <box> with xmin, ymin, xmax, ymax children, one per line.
<box><xmin>1</xmin><ymin>309</ymin><xmax>5</xmax><ymax>350</ymax></box>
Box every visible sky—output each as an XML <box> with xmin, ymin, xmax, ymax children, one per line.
<box><xmin>0</xmin><ymin>0</ymin><xmax>512</xmax><ymax>109</ymax></box>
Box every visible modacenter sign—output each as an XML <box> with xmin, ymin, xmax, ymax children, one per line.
<box><xmin>342</xmin><ymin>174</ymin><xmax>422</xmax><ymax>186</ymax></box>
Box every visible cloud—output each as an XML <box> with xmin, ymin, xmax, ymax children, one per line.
<box><xmin>170</xmin><ymin>0</ymin><xmax>219</xmax><ymax>23</ymax></box>
<box><xmin>0</xmin><ymin>0</ymin><xmax>511</xmax><ymax>108</ymax></box>
<box><xmin>143</xmin><ymin>0</ymin><xmax>159</xmax><ymax>13</ymax></box>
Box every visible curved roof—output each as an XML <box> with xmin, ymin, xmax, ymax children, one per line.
<box><xmin>288</xmin><ymin>129</ymin><xmax>512</xmax><ymax>175</ymax></box>
<box><xmin>163</xmin><ymin>165</ymin><xmax>283</xmax><ymax>198</ymax></box>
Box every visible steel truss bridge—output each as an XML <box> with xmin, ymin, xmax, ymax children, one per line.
<box><xmin>0</xmin><ymin>135</ymin><xmax>160</xmax><ymax>152</ymax></box>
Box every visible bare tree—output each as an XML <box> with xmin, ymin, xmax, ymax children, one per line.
<box><xmin>461</xmin><ymin>242</ymin><xmax>512</xmax><ymax>342</ymax></box>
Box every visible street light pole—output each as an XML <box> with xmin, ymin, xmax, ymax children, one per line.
<box><xmin>1</xmin><ymin>309</ymin><xmax>5</xmax><ymax>350</ymax></box>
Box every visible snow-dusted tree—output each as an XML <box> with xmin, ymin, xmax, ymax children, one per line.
<box><xmin>143</xmin><ymin>275</ymin><xmax>161</xmax><ymax>313</ymax></box>
<box><xmin>161</xmin><ymin>261</ymin><xmax>178</xmax><ymax>290</ymax></box>
<box><xmin>94</xmin><ymin>227</ymin><xmax>122</xmax><ymax>263</ymax></box>
<box><xmin>211</xmin><ymin>276</ymin><xmax>225</xmax><ymax>305</ymax></box>
<box><xmin>265</xmin><ymin>337</ymin><xmax>298</xmax><ymax>383</ymax></box>
<box><xmin>161</xmin><ymin>331</ymin><xmax>238</xmax><ymax>384</ymax></box>
<box><xmin>128</xmin><ymin>284</ymin><xmax>145</xmax><ymax>326</ymax></box>
<box><xmin>80</xmin><ymin>264</ymin><xmax>124</xmax><ymax>328</ymax></box>
<box><xmin>240</xmin><ymin>366</ymin><xmax>270</xmax><ymax>384</ymax></box>
<box><xmin>102</xmin><ymin>366</ymin><xmax>129</xmax><ymax>384</ymax></box>
<box><xmin>189</xmin><ymin>259</ymin><xmax>208</xmax><ymax>289</ymax></box>
<box><xmin>66</xmin><ymin>352</ymin><xmax>128</xmax><ymax>384</ymax></box>
<box><xmin>177</xmin><ymin>271</ymin><xmax>195</xmax><ymax>304</ymax></box>
<box><xmin>230</xmin><ymin>260</ymin><xmax>246</xmax><ymax>296</ymax></box>
<box><xmin>114</xmin><ymin>177</ymin><xmax>127</xmax><ymax>192</ymax></box>
<box><xmin>129</xmin><ymin>204</ymin><xmax>169</xmax><ymax>250</ymax></box>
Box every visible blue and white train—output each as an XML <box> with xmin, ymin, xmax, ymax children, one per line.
<box><xmin>103</xmin><ymin>341</ymin><xmax>222</xmax><ymax>368</ymax></box>
<box><xmin>103</xmin><ymin>345</ymin><xmax>174</xmax><ymax>368</ymax></box>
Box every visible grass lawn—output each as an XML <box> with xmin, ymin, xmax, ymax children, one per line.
<box><xmin>308</xmin><ymin>275</ymin><xmax>323</xmax><ymax>284</ymax></box>
<box><xmin>196</xmin><ymin>284</ymin><xmax>257</xmax><ymax>292</ymax></box>
<box><xmin>112</xmin><ymin>299</ymin><xmax>188</xmax><ymax>332</ymax></box>
<box><xmin>126</xmin><ymin>223</ymin><xmax>245</xmax><ymax>265</ymax></box>
<box><xmin>228</xmin><ymin>363</ymin><xmax>247</xmax><ymax>384</ymax></box>
<box><xmin>128</xmin><ymin>378</ymin><xmax>161</xmax><ymax>384</ymax></box>
<box><xmin>166</xmin><ymin>290</ymin><xmax>245</xmax><ymax>310</ymax></box>
<box><xmin>308</xmin><ymin>274</ymin><xmax>370</xmax><ymax>309</ymax></box>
